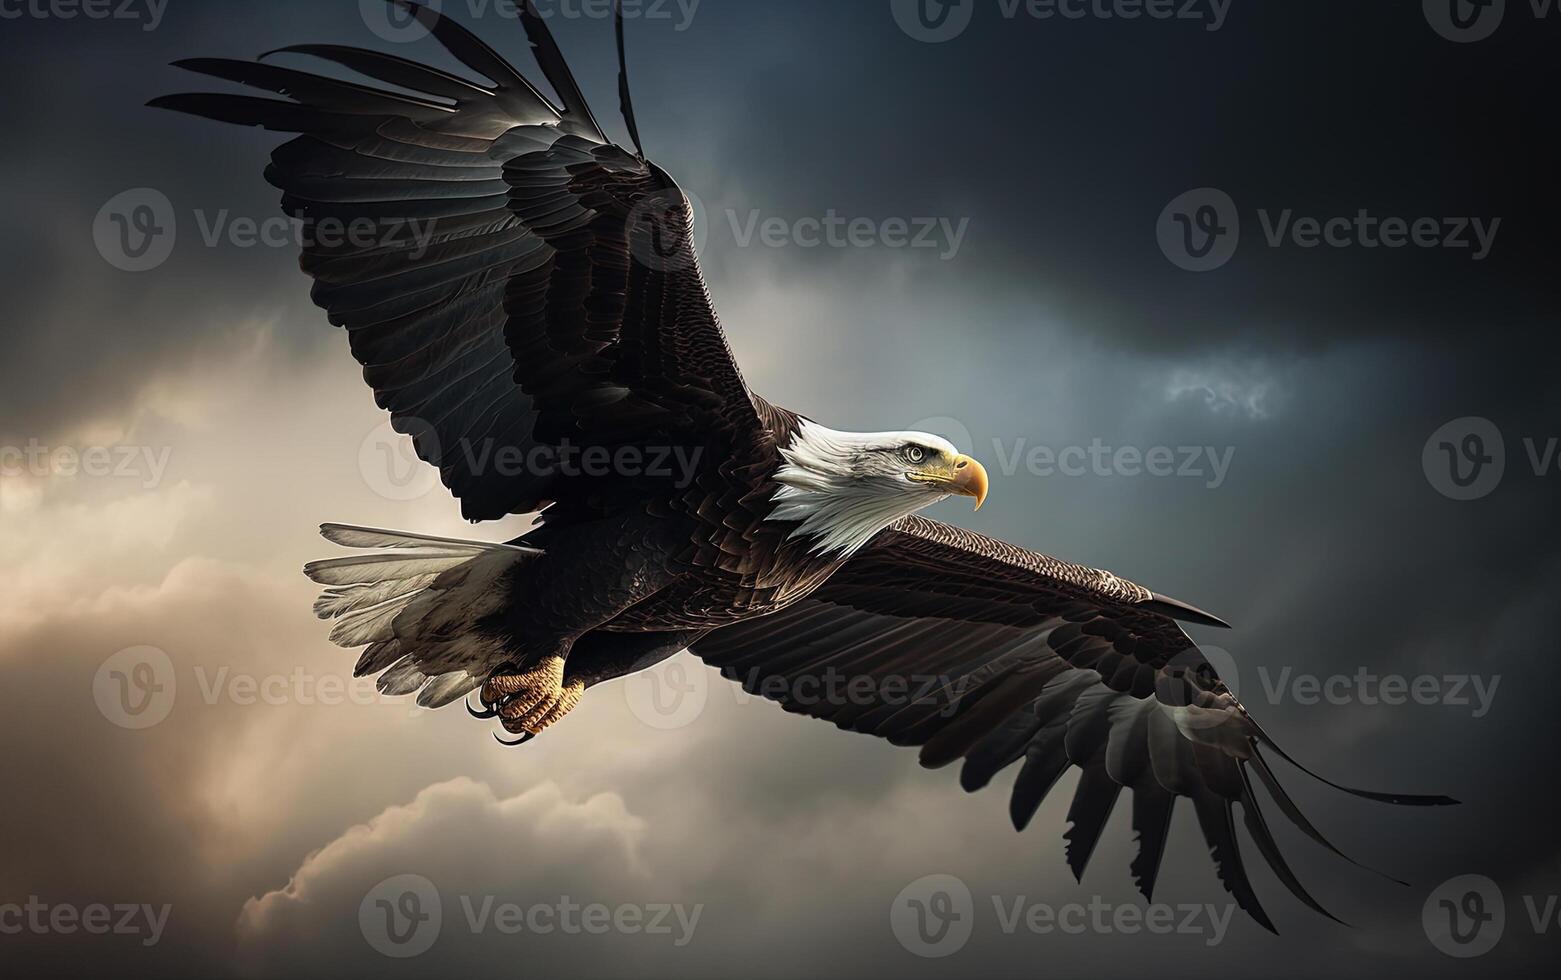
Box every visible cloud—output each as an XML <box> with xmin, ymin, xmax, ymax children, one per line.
<box><xmin>0</xmin><ymin>481</ymin><xmax>215</xmax><ymax>640</ymax></box>
<box><xmin>235</xmin><ymin>778</ymin><xmax>661</xmax><ymax>974</ymax></box>
<box><xmin>1164</xmin><ymin>361</ymin><xmax>1277</xmax><ymax>421</ymax></box>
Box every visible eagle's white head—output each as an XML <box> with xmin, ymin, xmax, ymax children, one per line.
<box><xmin>768</xmin><ymin>419</ymin><xmax>990</xmax><ymax>557</ymax></box>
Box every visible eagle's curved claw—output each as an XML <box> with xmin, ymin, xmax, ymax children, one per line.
<box><xmin>481</xmin><ymin>656</ymin><xmax>585</xmax><ymax>737</ymax></box>
<box><xmin>465</xmin><ymin>694</ymin><xmax>499</xmax><ymax>720</ymax></box>
<box><xmin>493</xmin><ymin>730</ymin><xmax>536</xmax><ymax>747</ymax></box>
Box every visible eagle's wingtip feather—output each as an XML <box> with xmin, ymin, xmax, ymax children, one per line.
<box><xmin>1143</xmin><ymin>592</ymin><xmax>1232</xmax><ymax>629</ymax></box>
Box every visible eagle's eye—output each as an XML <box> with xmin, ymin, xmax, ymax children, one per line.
<box><xmin>903</xmin><ymin>445</ymin><xmax>926</xmax><ymax>464</ymax></box>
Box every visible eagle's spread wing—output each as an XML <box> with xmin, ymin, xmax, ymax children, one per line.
<box><xmin>151</xmin><ymin>1</ymin><xmax>760</xmax><ymax>522</ymax></box>
<box><xmin>693</xmin><ymin>515</ymin><xmax>1454</xmax><ymax>931</ymax></box>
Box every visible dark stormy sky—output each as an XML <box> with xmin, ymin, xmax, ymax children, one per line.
<box><xmin>1</xmin><ymin>1</ymin><xmax>1558</xmax><ymax>977</ymax></box>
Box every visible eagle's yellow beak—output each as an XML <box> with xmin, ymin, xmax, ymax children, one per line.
<box><xmin>948</xmin><ymin>454</ymin><xmax>989</xmax><ymax>510</ymax></box>
<box><xmin>912</xmin><ymin>454</ymin><xmax>989</xmax><ymax>510</ymax></box>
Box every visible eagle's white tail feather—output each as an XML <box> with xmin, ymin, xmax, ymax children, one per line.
<box><xmin>303</xmin><ymin>553</ymin><xmax>477</xmax><ymax>587</ymax></box>
<box><xmin>312</xmin><ymin>574</ymin><xmax>442</xmax><ymax>619</ymax></box>
<box><xmin>319</xmin><ymin>523</ymin><xmax>537</xmax><ymax>554</ymax></box>
<box><xmin>305</xmin><ymin>524</ymin><xmax>539</xmax><ymax>708</ymax></box>
<box><xmin>328</xmin><ymin>596</ymin><xmax>412</xmax><ymax>648</ymax></box>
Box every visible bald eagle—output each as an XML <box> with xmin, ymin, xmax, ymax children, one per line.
<box><xmin>153</xmin><ymin>0</ymin><xmax>1452</xmax><ymax>932</ymax></box>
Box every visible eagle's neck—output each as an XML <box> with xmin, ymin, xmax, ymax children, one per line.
<box><xmin>765</xmin><ymin>421</ymin><xmax>945</xmax><ymax>558</ymax></box>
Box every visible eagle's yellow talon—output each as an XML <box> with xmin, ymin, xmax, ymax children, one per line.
<box><xmin>528</xmin><ymin>680</ymin><xmax>585</xmax><ymax>733</ymax></box>
<box><xmin>488</xmin><ymin>657</ymin><xmax>581</xmax><ymax>734</ymax></box>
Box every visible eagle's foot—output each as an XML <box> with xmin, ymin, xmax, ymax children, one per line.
<box><xmin>483</xmin><ymin>656</ymin><xmax>584</xmax><ymax>735</ymax></box>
